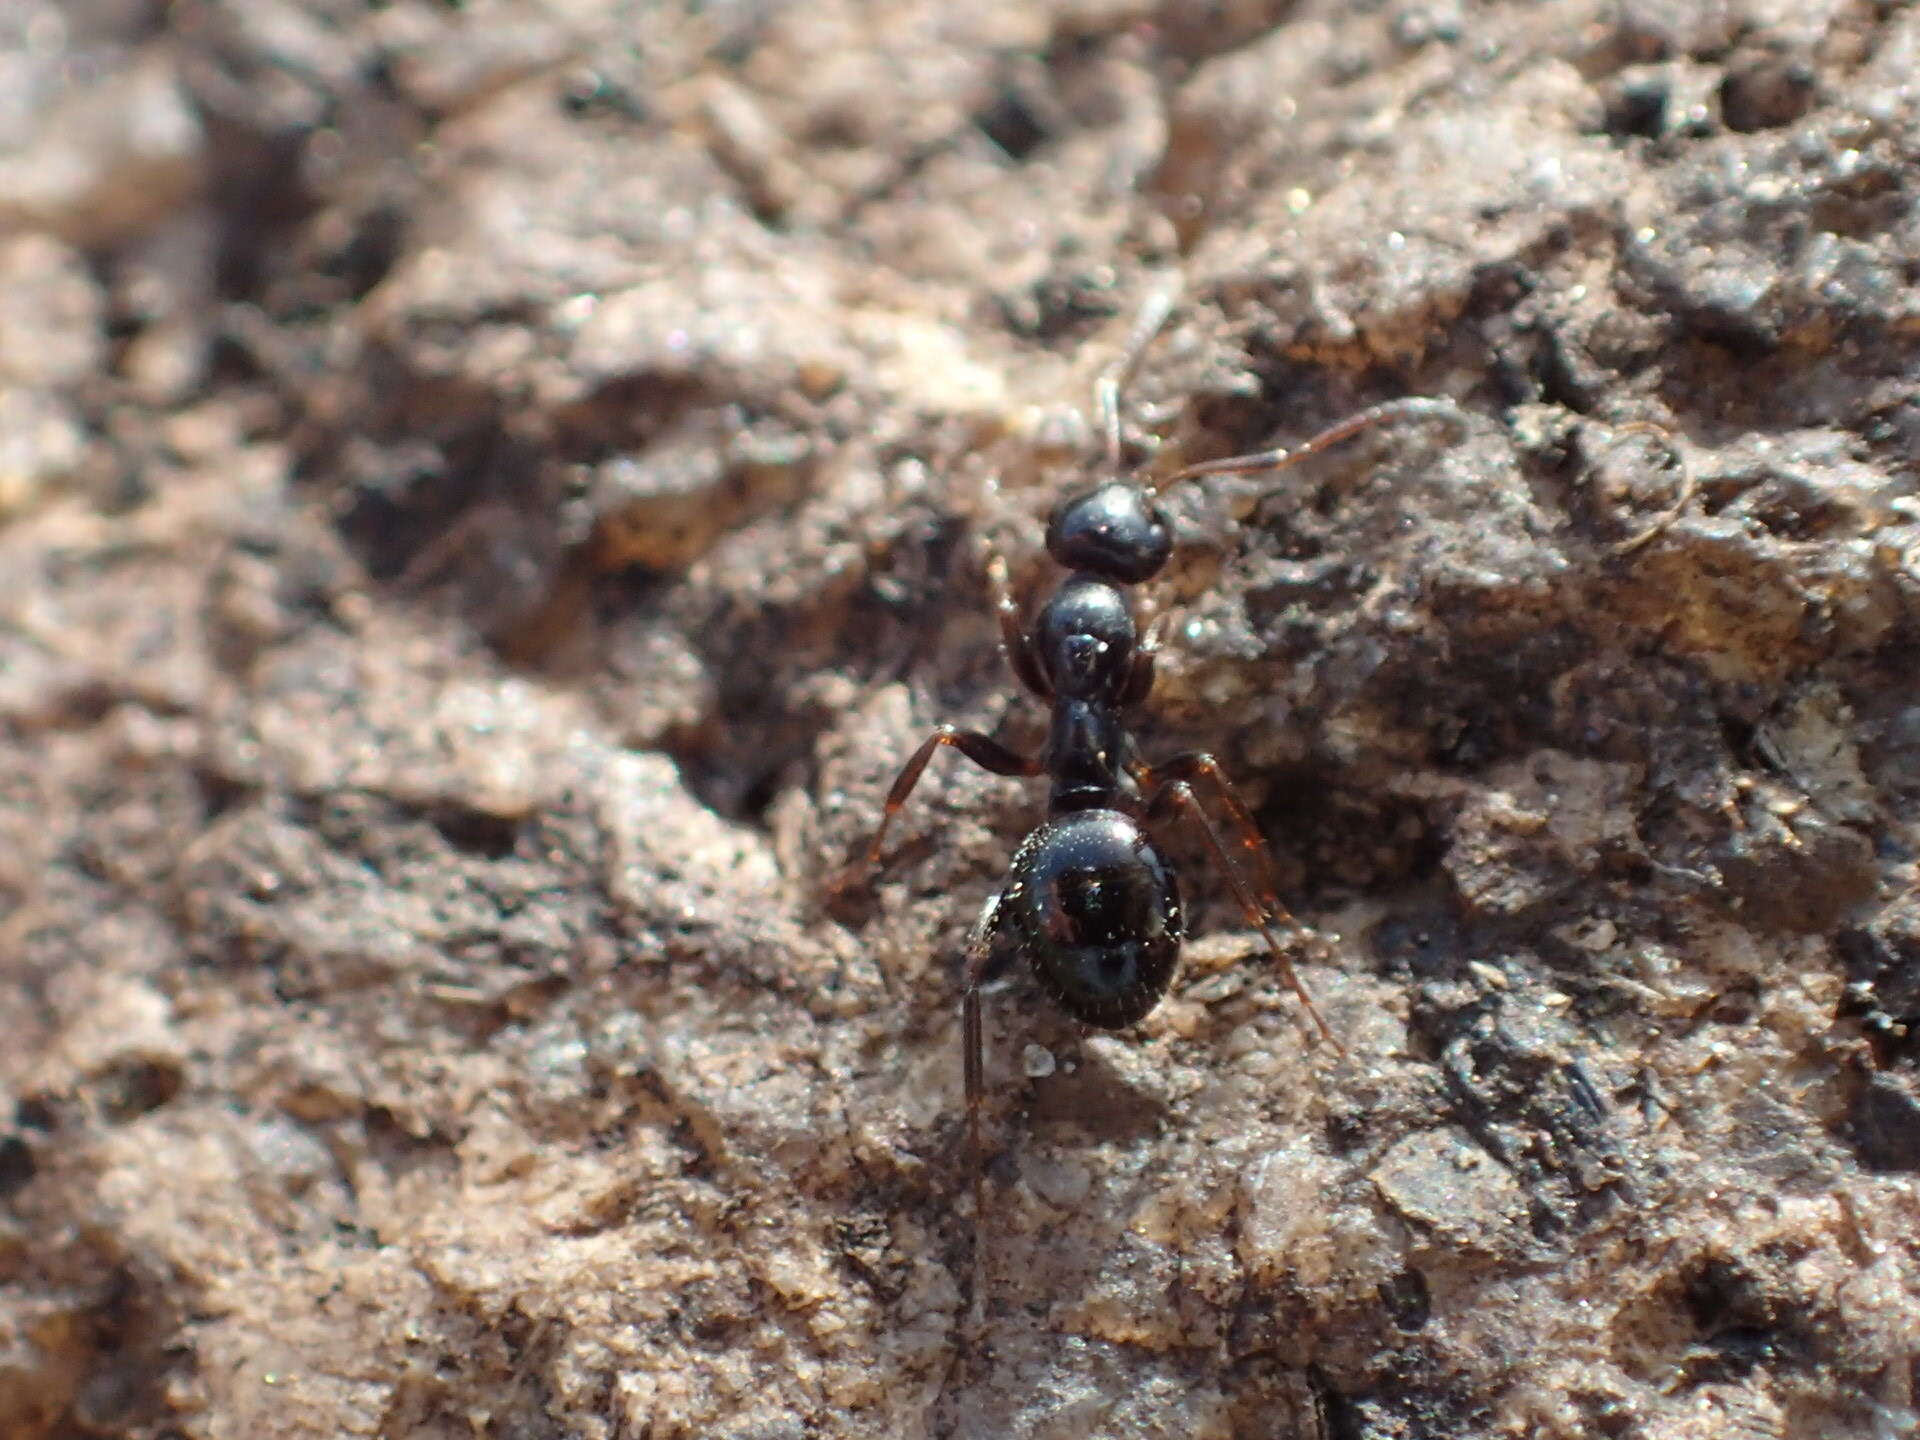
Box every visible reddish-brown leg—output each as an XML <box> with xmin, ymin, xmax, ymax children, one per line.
<box><xmin>986</xmin><ymin>552</ymin><xmax>1048</xmax><ymax>699</ymax></box>
<box><xmin>1121</xmin><ymin>593</ymin><xmax>1163</xmax><ymax>708</ymax></box>
<box><xmin>957</xmin><ymin>890</ymin><xmax>1004</xmax><ymax>1230</ymax></box>
<box><xmin>1145</xmin><ymin>777</ymin><xmax>1343</xmax><ymax>1052</ymax></box>
<box><xmin>1136</xmin><ymin>751</ymin><xmax>1281</xmax><ymax>913</ymax></box>
<box><xmin>864</xmin><ymin>726</ymin><xmax>1042</xmax><ymax>874</ymax></box>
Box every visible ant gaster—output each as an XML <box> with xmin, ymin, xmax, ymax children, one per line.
<box><xmin>856</xmin><ymin>292</ymin><xmax>1469</xmax><ymax>1214</ymax></box>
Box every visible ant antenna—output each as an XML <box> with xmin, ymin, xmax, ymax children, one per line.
<box><xmin>1094</xmin><ymin>277</ymin><xmax>1182</xmax><ymax>472</ymax></box>
<box><xmin>1603</xmin><ymin>420</ymin><xmax>1697</xmax><ymax>555</ymax></box>
<box><xmin>1155</xmin><ymin>395</ymin><xmax>1475</xmax><ymax>493</ymax></box>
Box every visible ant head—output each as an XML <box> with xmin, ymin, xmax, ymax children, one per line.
<box><xmin>1045</xmin><ymin>481</ymin><xmax>1172</xmax><ymax>584</ymax></box>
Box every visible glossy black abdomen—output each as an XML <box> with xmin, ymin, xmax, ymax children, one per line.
<box><xmin>1004</xmin><ymin>808</ymin><xmax>1183</xmax><ymax>1029</ymax></box>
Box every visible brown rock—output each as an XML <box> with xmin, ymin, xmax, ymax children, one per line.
<box><xmin>3</xmin><ymin>3</ymin><xmax>1918</xmax><ymax>1437</ymax></box>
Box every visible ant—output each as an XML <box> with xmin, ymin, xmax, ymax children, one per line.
<box><xmin>853</xmin><ymin>291</ymin><xmax>1471</xmax><ymax>1218</ymax></box>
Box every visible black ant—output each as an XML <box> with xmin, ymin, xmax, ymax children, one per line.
<box><xmin>853</xmin><ymin>292</ymin><xmax>1470</xmax><ymax>1217</ymax></box>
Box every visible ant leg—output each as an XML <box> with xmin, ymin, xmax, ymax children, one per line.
<box><xmin>1122</xmin><ymin>637</ymin><xmax>1156</xmax><ymax>708</ymax></box>
<box><xmin>986</xmin><ymin>552</ymin><xmax>1049</xmax><ymax>699</ymax></box>
<box><xmin>1145</xmin><ymin>777</ymin><xmax>1344</xmax><ymax>1053</ymax></box>
<box><xmin>1137</xmin><ymin>750</ymin><xmax>1280</xmax><ymax>907</ymax></box>
<box><xmin>1155</xmin><ymin>396</ymin><xmax>1474</xmax><ymax>493</ymax></box>
<box><xmin>958</xmin><ymin>890</ymin><xmax>1005</xmax><ymax>1228</ymax></box>
<box><xmin>1121</xmin><ymin>593</ymin><xmax>1166</xmax><ymax>707</ymax></box>
<box><xmin>864</xmin><ymin>726</ymin><xmax>1042</xmax><ymax>873</ymax></box>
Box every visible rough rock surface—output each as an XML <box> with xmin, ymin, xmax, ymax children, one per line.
<box><xmin>3</xmin><ymin>2</ymin><xmax>1919</xmax><ymax>1437</ymax></box>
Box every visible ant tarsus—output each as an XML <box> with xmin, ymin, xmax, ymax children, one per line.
<box><xmin>1597</xmin><ymin>420</ymin><xmax>1697</xmax><ymax>555</ymax></box>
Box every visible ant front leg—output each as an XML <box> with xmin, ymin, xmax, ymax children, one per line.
<box><xmin>1143</xmin><ymin>768</ymin><xmax>1344</xmax><ymax>1053</ymax></box>
<box><xmin>986</xmin><ymin>551</ymin><xmax>1049</xmax><ymax>699</ymax></box>
<box><xmin>1121</xmin><ymin>591</ymin><xmax>1166</xmax><ymax>708</ymax></box>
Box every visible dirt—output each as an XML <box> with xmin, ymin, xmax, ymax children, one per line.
<box><xmin>2</xmin><ymin>1</ymin><xmax>1919</xmax><ymax>1437</ymax></box>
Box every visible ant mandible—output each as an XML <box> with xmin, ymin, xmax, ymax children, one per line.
<box><xmin>855</xmin><ymin>290</ymin><xmax>1470</xmax><ymax>1214</ymax></box>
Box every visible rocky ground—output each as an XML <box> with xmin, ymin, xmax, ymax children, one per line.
<box><xmin>2</xmin><ymin>1</ymin><xmax>1918</xmax><ymax>1436</ymax></box>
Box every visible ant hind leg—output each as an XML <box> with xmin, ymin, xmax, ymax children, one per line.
<box><xmin>986</xmin><ymin>551</ymin><xmax>1048</xmax><ymax>699</ymax></box>
<box><xmin>959</xmin><ymin>888</ymin><xmax>1005</xmax><ymax>1230</ymax></box>
<box><xmin>1143</xmin><ymin>772</ymin><xmax>1344</xmax><ymax>1054</ymax></box>
<box><xmin>1138</xmin><ymin>751</ymin><xmax>1283</xmax><ymax>912</ymax></box>
<box><xmin>956</xmin><ymin>885</ymin><xmax>1014</xmax><ymax>1333</ymax></box>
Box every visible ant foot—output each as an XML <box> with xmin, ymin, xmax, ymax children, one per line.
<box><xmin>821</xmin><ymin>853</ymin><xmax>879</xmax><ymax>921</ymax></box>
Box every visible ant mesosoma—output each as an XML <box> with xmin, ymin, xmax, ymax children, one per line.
<box><xmin>855</xmin><ymin>293</ymin><xmax>1470</xmax><ymax>1216</ymax></box>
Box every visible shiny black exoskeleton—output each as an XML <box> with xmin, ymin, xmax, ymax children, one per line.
<box><xmin>855</xmin><ymin>309</ymin><xmax>1469</xmax><ymax>1213</ymax></box>
<box><xmin>1003</xmin><ymin>808</ymin><xmax>1180</xmax><ymax>1029</ymax></box>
